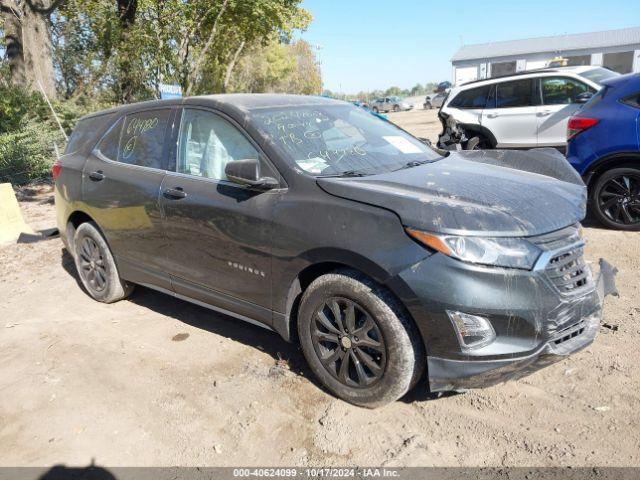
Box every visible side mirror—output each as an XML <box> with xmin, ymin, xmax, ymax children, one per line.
<box><xmin>225</xmin><ymin>158</ymin><xmax>279</xmax><ymax>190</ymax></box>
<box><xmin>575</xmin><ymin>92</ymin><xmax>594</xmax><ymax>104</ymax></box>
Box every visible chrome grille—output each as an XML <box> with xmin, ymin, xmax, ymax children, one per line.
<box><xmin>531</xmin><ymin>224</ymin><xmax>593</xmax><ymax>295</ymax></box>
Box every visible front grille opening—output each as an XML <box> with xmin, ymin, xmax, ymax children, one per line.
<box><xmin>547</xmin><ymin>249</ymin><xmax>590</xmax><ymax>293</ymax></box>
<box><xmin>531</xmin><ymin>224</ymin><xmax>594</xmax><ymax>295</ymax></box>
<box><xmin>553</xmin><ymin>320</ymin><xmax>586</xmax><ymax>345</ymax></box>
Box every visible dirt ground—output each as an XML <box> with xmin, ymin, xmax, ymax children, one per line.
<box><xmin>1</xmin><ymin>108</ymin><xmax>639</xmax><ymax>467</ymax></box>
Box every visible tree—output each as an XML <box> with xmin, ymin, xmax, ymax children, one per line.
<box><xmin>1</xmin><ymin>0</ymin><xmax>62</xmax><ymax>98</ymax></box>
<box><xmin>226</xmin><ymin>38</ymin><xmax>320</xmax><ymax>94</ymax></box>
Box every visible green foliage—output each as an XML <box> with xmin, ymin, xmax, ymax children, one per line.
<box><xmin>228</xmin><ymin>39</ymin><xmax>321</xmax><ymax>94</ymax></box>
<box><xmin>0</xmin><ymin>119</ymin><xmax>65</xmax><ymax>185</ymax></box>
<box><xmin>52</xmin><ymin>0</ymin><xmax>315</xmax><ymax>102</ymax></box>
<box><xmin>0</xmin><ymin>87</ymin><xmax>49</xmax><ymax>134</ymax></box>
<box><xmin>0</xmin><ymin>86</ymin><xmax>101</xmax><ymax>185</ymax></box>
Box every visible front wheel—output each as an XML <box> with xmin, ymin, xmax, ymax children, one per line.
<box><xmin>73</xmin><ymin>222</ymin><xmax>134</xmax><ymax>302</ymax></box>
<box><xmin>590</xmin><ymin>167</ymin><xmax>640</xmax><ymax>230</ymax></box>
<box><xmin>372</xmin><ymin>107</ymin><xmax>379</xmax><ymax>113</ymax></box>
<box><xmin>393</xmin><ymin>104</ymin><xmax>400</xmax><ymax>112</ymax></box>
<box><xmin>424</xmin><ymin>102</ymin><xmax>432</xmax><ymax>110</ymax></box>
<box><xmin>297</xmin><ymin>270</ymin><xmax>424</xmax><ymax>408</ymax></box>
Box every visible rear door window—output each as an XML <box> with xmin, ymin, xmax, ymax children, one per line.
<box><xmin>541</xmin><ymin>77</ymin><xmax>594</xmax><ymax>105</ymax></box>
<box><xmin>495</xmin><ymin>79</ymin><xmax>534</xmax><ymax>108</ymax></box>
<box><xmin>117</xmin><ymin>109</ymin><xmax>172</xmax><ymax>169</ymax></box>
<box><xmin>450</xmin><ymin>85</ymin><xmax>491</xmax><ymax>109</ymax></box>
<box><xmin>95</xmin><ymin>117</ymin><xmax>124</xmax><ymax>161</ymax></box>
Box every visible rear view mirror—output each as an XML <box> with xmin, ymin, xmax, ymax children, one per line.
<box><xmin>575</xmin><ymin>92</ymin><xmax>594</xmax><ymax>104</ymax></box>
<box><xmin>225</xmin><ymin>159</ymin><xmax>279</xmax><ymax>190</ymax></box>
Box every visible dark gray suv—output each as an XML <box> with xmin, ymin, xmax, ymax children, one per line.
<box><xmin>54</xmin><ymin>94</ymin><xmax>616</xmax><ymax>407</ymax></box>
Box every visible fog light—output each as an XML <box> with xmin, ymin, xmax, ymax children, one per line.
<box><xmin>447</xmin><ymin>311</ymin><xmax>496</xmax><ymax>349</ymax></box>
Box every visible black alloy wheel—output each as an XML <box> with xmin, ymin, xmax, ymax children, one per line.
<box><xmin>78</xmin><ymin>236</ymin><xmax>108</xmax><ymax>292</ymax></box>
<box><xmin>72</xmin><ymin>221</ymin><xmax>134</xmax><ymax>302</ymax></box>
<box><xmin>311</xmin><ymin>297</ymin><xmax>386</xmax><ymax>388</ymax></box>
<box><xmin>596</xmin><ymin>171</ymin><xmax>640</xmax><ymax>227</ymax></box>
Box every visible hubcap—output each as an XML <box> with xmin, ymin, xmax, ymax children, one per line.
<box><xmin>598</xmin><ymin>174</ymin><xmax>640</xmax><ymax>225</ymax></box>
<box><xmin>78</xmin><ymin>237</ymin><xmax>107</xmax><ymax>292</ymax></box>
<box><xmin>311</xmin><ymin>297</ymin><xmax>386</xmax><ymax>388</ymax></box>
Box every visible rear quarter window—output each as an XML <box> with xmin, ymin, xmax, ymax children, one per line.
<box><xmin>65</xmin><ymin>114</ymin><xmax>112</xmax><ymax>154</ymax></box>
<box><xmin>622</xmin><ymin>91</ymin><xmax>640</xmax><ymax>109</ymax></box>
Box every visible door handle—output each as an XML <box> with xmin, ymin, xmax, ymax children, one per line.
<box><xmin>537</xmin><ymin>110</ymin><xmax>552</xmax><ymax>117</ymax></box>
<box><xmin>163</xmin><ymin>187</ymin><xmax>187</xmax><ymax>200</ymax></box>
<box><xmin>486</xmin><ymin>113</ymin><xmax>499</xmax><ymax>119</ymax></box>
<box><xmin>88</xmin><ymin>170</ymin><xmax>105</xmax><ymax>182</ymax></box>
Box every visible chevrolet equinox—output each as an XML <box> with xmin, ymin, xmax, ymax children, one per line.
<box><xmin>54</xmin><ymin>94</ymin><xmax>616</xmax><ymax>407</ymax></box>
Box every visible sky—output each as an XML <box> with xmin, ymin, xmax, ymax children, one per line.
<box><xmin>299</xmin><ymin>0</ymin><xmax>639</xmax><ymax>93</ymax></box>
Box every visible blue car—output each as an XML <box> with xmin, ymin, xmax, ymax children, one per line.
<box><xmin>567</xmin><ymin>73</ymin><xmax>640</xmax><ymax>230</ymax></box>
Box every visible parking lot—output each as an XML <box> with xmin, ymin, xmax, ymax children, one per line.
<box><xmin>1</xmin><ymin>108</ymin><xmax>639</xmax><ymax>467</ymax></box>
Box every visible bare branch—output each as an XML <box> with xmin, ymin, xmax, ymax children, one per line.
<box><xmin>223</xmin><ymin>40</ymin><xmax>245</xmax><ymax>91</ymax></box>
<box><xmin>185</xmin><ymin>0</ymin><xmax>229</xmax><ymax>95</ymax></box>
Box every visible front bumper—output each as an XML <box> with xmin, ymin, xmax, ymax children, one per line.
<box><xmin>392</xmin><ymin>251</ymin><xmax>618</xmax><ymax>393</ymax></box>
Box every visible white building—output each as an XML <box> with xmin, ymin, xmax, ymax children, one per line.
<box><xmin>451</xmin><ymin>27</ymin><xmax>640</xmax><ymax>85</ymax></box>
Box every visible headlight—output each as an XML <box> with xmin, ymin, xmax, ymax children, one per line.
<box><xmin>405</xmin><ymin>228</ymin><xmax>541</xmax><ymax>269</ymax></box>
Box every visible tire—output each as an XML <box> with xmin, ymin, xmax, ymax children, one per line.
<box><xmin>424</xmin><ymin>102</ymin><xmax>432</xmax><ymax>110</ymax></box>
<box><xmin>72</xmin><ymin>222</ymin><xmax>134</xmax><ymax>302</ymax></box>
<box><xmin>590</xmin><ymin>167</ymin><xmax>640</xmax><ymax>231</ymax></box>
<box><xmin>393</xmin><ymin>104</ymin><xmax>400</xmax><ymax>112</ymax></box>
<box><xmin>468</xmin><ymin>133</ymin><xmax>492</xmax><ymax>150</ymax></box>
<box><xmin>297</xmin><ymin>269</ymin><xmax>425</xmax><ymax>408</ymax></box>
<box><xmin>372</xmin><ymin>107</ymin><xmax>379</xmax><ymax>113</ymax></box>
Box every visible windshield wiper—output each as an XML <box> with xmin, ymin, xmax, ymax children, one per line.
<box><xmin>394</xmin><ymin>160</ymin><xmax>433</xmax><ymax>171</ymax></box>
<box><xmin>317</xmin><ymin>170</ymin><xmax>369</xmax><ymax>178</ymax></box>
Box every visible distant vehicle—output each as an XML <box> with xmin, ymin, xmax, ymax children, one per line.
<box><xmin>438</xmin><ymin>66</ymin><xmax>619</xmax><ymax>150</ymax></box>
<box><xmin>55</xmin><ymin>94</ymin><xmax>615</xmax><ymax>407</ymax></box>
<box><xmin>566</xmin><ymin>73</ymin><xmax>640</xmax><ymax>231</ymax></box>
<box><xmin>352</xmin><ymin>100</ymin><xmax>389</xmax><ymax>121</ymax></box>
<box><xmin>423</xmin><ymin>92</ymin><xmax>446</xmax><ymax>109</ymax></box>
<box><xmin>370</xmin><ymin>96</ymin><xmax>412</xmax><ymax>113</ymax></box>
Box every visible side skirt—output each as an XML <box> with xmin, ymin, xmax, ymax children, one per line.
<box><xmin>138</xmin><ymin>281</ymin><xmax>277</xmax><ymax>334</ymax></box>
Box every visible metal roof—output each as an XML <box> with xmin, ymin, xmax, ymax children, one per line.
<box><xmin>452</xmin><ymin>27</ymin><xmax>640</xmax><ymax>62</ymax></box>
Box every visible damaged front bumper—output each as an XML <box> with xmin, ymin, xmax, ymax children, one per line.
<box><xmin>425</xmin><ymin>259</ymin><xmax>618</xmax><ymax>392</ymax></box>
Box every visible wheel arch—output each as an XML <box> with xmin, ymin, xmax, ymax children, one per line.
<box><xmin>458</xmin><ymin>123</ymin><xmax>498</xmax><ymax>148</ymax></box>
<box><xmin>65</xmin><ymin>210</ymin><xmax>108</xmax><ymax>257</ymax></box>
<box><xmin>582</xmin><ymin>152</ymin><xmax>640</xmax><ymax>189</ymax></box>
<box><xmin>276</xmin><ymin>251</ymin><xmax>422</xmax><ymax>351</ymax></box>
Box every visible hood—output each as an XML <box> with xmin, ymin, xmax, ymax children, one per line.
<box><xmin>317</xmin><ymin>150</ymin><xmax>587</xmax><ymax>237</ymax></box>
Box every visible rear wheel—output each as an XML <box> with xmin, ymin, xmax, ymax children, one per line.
<box><xmin>297</xmin><ymin>270</ymin><xmax>424</xmax><ymax>408</ymax></box>
<box><xmin>424</xmin><ymin>102</ymin><xmax>432</xmax><ymax>110</ymax></box>
<box><xmin>372</xmin><ymin>106</ymin><xmax>379</xmax><ymax>113</ymax></box>
<box><xmin>73</xmin><ymin>222</ymin><xmax>134</xmax><ymax>302</ymax></box>
<box><xmin>590</xmin><ymin>167</ymin><xmax>640</xmax><ymax>231</ymax></box>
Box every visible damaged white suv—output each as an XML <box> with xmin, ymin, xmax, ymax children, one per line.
<box><xmin>438</xmin><ymin>66</ymin><xmax>619</xmax><ymax>150</ymax></box>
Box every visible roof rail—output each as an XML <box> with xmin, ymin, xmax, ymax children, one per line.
<box><xmin>459</xmin><ymin>68</ymin><xmax>561</xmax><ymax>86</ymax></box>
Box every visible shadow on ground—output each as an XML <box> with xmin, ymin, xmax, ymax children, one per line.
<box><xmin>59</xmin><ymin>248</ymin><xmax>319</xmax><ymax>389</ymax></box>
<box><xmin>59</xmin><ymin>248</ymin><xmax>451</xmax><ymax>405</ymax></box>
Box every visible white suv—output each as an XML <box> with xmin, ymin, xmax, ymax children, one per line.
<box><xmin>439</xmin><ymin>66</ymin><xmax>619</xmax><ymax>149</ymax></box>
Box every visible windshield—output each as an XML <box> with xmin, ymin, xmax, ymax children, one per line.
<box><xmin>580</xmin><ymin>67</ymin><xmax>620</xmax><ymax>85</ymax></box>
<box><xmin>250</xmin><ymin>104</ymin><xmax>441</xmax><ymax>176</ymax></box>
